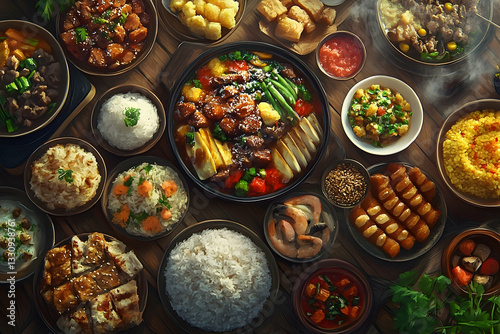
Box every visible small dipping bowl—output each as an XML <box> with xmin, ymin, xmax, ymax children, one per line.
<box><xmin>321</xmin><ymin>159</ymin><xmax>370</xmax><ymax>209</ymax></box>
<box><xmin>316</xmin><ymin>31</ymin><xmax>366</xmax><ymax>80</ymax></box>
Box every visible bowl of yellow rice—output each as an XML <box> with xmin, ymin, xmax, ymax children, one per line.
<box><xmin>437</xmin><ymin>99</ymin><xmax>500</xmax><ymax>207</ymax></box>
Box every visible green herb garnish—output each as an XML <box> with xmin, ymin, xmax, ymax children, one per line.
<box><xmin>75</xmin><ymin>26</ymin><xmax>88</xmax><ymax>43</ymax></box>
<box><xmin>35</xmin><ymin>0</ymin><xmax>74</xmax><ymax>22</ymax></box>
<box><xmin>119</xmin><ymin>12</ymin><xmax>129</xmax><ymax>25</ymax></box>
<box><xmin>123</xmin><ymin>107</ymin><xmax>140</xmax><ymax>127</ymax></box>
<box><xmin>158</xmin><ymin>195</ymin><xmax>171</xmax><ymax>209</ymax></box>
<box><xmin>142</xmin><ymin>164</ymin><xmax>153</xmax><ymax>173</ymax></box>
<box><xmin>186</xmin><ymin>132</ymin><xmax>195</xmax><ymax>146</ymax></box>
<box><xmin>57</xmin><ymin>168</ymin><xmax>74</xmax><ymax>183</ymax></box>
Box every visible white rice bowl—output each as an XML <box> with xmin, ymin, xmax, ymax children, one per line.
<box><xmin>97</xmin><ymin>92</ymin><xmax>159</xmax><ymax>150</ymax></box>
<box><xmin>164</xmin><ymin>228</ymin><xmax>272</xmax><ymax>332</ymax></box>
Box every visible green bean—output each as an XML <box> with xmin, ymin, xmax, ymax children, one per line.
<box><xmin>267</xmin><ymin>83</ymin><xmax>299</xmax><ymax>124</ymax></box>
<box><xmin>284</xmin><ymin>77</ymin><xmax>298</xmax><ymax>95</ymax></box>
<box><xmin>269</xmin><ymin>79</ymin><xmax>295</xmax><ymax>106</ymax></box>
<box><xmin>273</xmin><ymin>72</ymin><xmax>297</xmax><ymax>100</ymax></box>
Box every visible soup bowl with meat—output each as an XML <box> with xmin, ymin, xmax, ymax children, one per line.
<box><xmin>0</xmin><ymin>20</ymin><xmax>69</xmax><ymax>137</ymax></box>
<box><xmin>167</xmin><ymin>41</ymin><xmax>334</xmax><ymax>202</ymax></box>
<box><xmin>57</xmin><ymin>0</ymin><xmax>158</xmax><ymax>76</ymax></box>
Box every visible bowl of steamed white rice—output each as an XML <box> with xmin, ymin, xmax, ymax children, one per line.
<box><xmin>157</xmin><ymin>219</ymin><xmax>280</xmax><ymax>333</ymax></box>
<box><xmin>101</xmin><ymin>156</ymin><xmax>189</xmax><ymax>240</ymax></box>
<box><xmin>91</xmin><ymin>85</ymin><xmax>166</xmax><ymax>156</ymax></box>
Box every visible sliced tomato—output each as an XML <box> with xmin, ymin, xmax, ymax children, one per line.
<box><xmin>248</xmin><ymin>176</ymin><xmax>266</xmax><ymax>196</ymax></box>
<box><xmin>294</xmin><ymin>98</ymin><xmax>313</xmax><ymax>117</ymax></box>
<box><xmin>226</xmin><ymin>60</ymin><xmax>247</xmax><ymax>73</ymax></box>
<box><xmin>196</xmin><ymin>65</ymin><xmax>212</xmax><ymax>89</ymax></box>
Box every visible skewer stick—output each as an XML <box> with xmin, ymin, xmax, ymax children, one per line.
<box><xmin>475</xmin><ymin>12</ymin><xmax>500</xmax><ymax>30</ymax></box>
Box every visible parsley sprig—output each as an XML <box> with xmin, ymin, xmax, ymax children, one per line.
<box><xmin>35</xmin><ymin>0</ymin><xmax>74</xmax><ymax>21</ymax></box>
<box><xmin>123</xmin><ymin>107</ymin><xmax>140</xmax><ymax>127</ymax></box>
<box><xmin>57</xmin><ymin>168</ymin><xmax>74</xmax><ymax>183</ymax></box>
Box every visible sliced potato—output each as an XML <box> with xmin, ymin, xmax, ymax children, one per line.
<box><xmin>289</xmin><ymin>127</ymin><xmax>312</xmax><ymax>161</ymax></box>
<box><xmin>186</xmin><ymin>131</ymin><xmax>217</xmax><ymax>180</ymax></box>
<box><xmin>199</xmin><ymin>127</ymin><xmax>224</xmax><ymax>168</ymax></box>
<box><xmin>214</xmin><ymin>139</ymin><xmax>232</xmax><ymax>166</ymax></box>
<box><xmin>283</xmin><ymin>133</ymin><xmax>308</xmax><ymax>168</ymax></box>
<box><xmin>307</xmin><ymin>113</ymin><xmax>323</xmax><ymax>138</ymax></box>
<box><xmin>271</xmin><ymin>148</ymin><xmax>293</xmax><ymax>183</ymax></box>
<box><xmin>299</xmin><ymin>117</ymin><xmax>320</xmax><ymax>145</ymax></box>
<box><xmin>277</xmin><ymin>140</ymin><xmax>301</xmax><ymax>174</ymax></box>
<box><xmin>295</xmin><ymin>125</ymin><xmax>317</xmax><ymax>155</ymax></box>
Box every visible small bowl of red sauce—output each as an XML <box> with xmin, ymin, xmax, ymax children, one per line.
<box><xmin>316</xmin><ymin>31</ymin><xmax>366</xmax><ymax>80</ymax></box>
<box><xmin>292</xmin><ymin>259</ymin><xmax>373</xmax><ymax>334</ymax></box>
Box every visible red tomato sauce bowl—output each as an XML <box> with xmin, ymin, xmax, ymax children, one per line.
<box><xmin>316</xmin><ymin>31</ymin><xmax>366</xmax><ymax>80</ymax></box>
<box><xmin>292</xmin><ymin>259</ymin><xmax>373</xmax><ymax>333</ymax></box>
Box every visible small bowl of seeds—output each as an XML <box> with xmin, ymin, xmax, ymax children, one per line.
<box><xmin>321</xmin><ymin>159</ymin><xmax>369</xmax><ymax>209</ymax></box>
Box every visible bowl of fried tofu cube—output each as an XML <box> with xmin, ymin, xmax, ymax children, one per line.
<box><xmin>256</xmin><ymin>0</ymin><xmax>337</xmax><ymax>52</ymax></box>
<box><xmin>165</xmin><ymin>0</ymin><xmax>245</xmax><ymax>41</ymax></box>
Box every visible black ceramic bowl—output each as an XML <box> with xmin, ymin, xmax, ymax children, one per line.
<box><xmin>166</xmin><ymin>41</ymin><xmax>334</xmax><ymax>202</ymax></box>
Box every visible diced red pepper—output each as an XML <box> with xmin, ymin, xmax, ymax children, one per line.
<box><xmin>377</xmin><ymin>106</ymin><xmax>386</xmax><ymax>116</ymax></box>
<box><xmin>310</xmin><ymin>309</ymin><xmax>325</xmax><ymax>324</ymax></box>
<box><xmin>265</xmin><ymin>168</ymin><xmax>285</xmax><ymax>192</ymax></box>
<box><xmin>224</xmin><ymin>169</ymin><xmax>243</xmax><ymax>190</ymax></box>
<box><xmin>480</xmin><ymin>257</ymin><xmax>499</xmax><ymax>275</ymax></box>
<box><xmin>248</xmin><ymin>177</ymin><xmax>266</xmax><ymax>197</ymax></box>
<box><xmin>294</xmin><ymin>98</ymin><xmax>313</xmax><ymax>117</ymax></box>
<box><xmin>458</xmin><ymin>239</ymin><xmax>476</xmax><ymax>256</ymax></box>
<box><xmin>196</xmin><ymin>66</ymin><xmax>212</xmax><ymax>89</ymax></box>
<box><xmin>452</xmin><ymin>265</ymin><xmax>473</xmax><ymax>286</ymax></box>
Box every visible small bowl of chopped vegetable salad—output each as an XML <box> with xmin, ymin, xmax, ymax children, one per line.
<box><xmin>101</xmin><ymin>156</ymin><xmax>190</xmax><ymax>240</ymax></box>
<box><xmin>341</xmin><ymin>75</ymin><xmax>423</xmax><ymax>156</ymax></box>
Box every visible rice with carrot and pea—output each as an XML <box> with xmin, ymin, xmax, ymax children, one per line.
<box><xmin>442</xmin><ymin>109</ymin><xmax>500</xmax><ymax>199</ymax></box>
<box><xmin>108</xmin><ymin>162</ymin><xmax>188</xmax><ymax>237</ymax></box>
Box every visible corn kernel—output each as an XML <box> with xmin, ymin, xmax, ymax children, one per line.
<box><xmin>444</xmin><ymin>2</ymin><xmax>453</xmax><ymax>12</ymax></box>
<box><xmin>399</xmin><ymin>42</ymin><xmax>410</xmax><ymax>53</ymax></box>
<box><xmin>417</xmin><ymin>28</ymin><xmax>427</xmax><ymax>37</ymax></box>
<box><xmin>447</xmin><ymin>41</ymin><xmax>457</xmax><ymax>51</ymax></box>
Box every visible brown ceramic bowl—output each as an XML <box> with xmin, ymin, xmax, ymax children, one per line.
<box><xmin>441</xmin><ymin>227</ymin><xmax>500</xmax><ymax>296</ymax></box>
<box><xmin>0</xmin><ymin>20</ymin><xmax>69</xmax><ymax>138</ymax></box>
<box><xmin>436</xmin><ymin>99</ymin><xmax>500</xmax><ymax>207</ymax></box>
<box><xmin>24</xmin><ymin>137</ymin><xmax>107</xmax><ymax>216</ymax></box>
<box><xmin>316</xmin><ymin>31</ymin><xmax>366</xmax><ymax>81</ymax></box>
<box><xmin>263</xmin><ymin>191</ymin><xmax>339</xmax><ymax>263</ymax></box>
<box><xmin>33</xmin><ymin>232</ymin><xmax>148</xmax><ymax>333</ymax></box>
<box><xmin>57</xmin><ymin>0</ymin><xmax>158</xmax><ymax>76</ymax></box>
<box><xmin>321</xmin><ymin>158</ymin><xmax>369</xmax><ymax>209</ymax></box>
<box><xmin>91</xmin><ymin>84</ymin><xmax>166</xmax><ymax>156</ymax></box>
<box><xmin>157</xmin><ymin>219</ymin><xmax>280</xmax><ymax>334</ymax></box>
<box><xmin>292</xmin><ymin>259</ymin><xmax>373</xmax><ymax>334</ymax></box>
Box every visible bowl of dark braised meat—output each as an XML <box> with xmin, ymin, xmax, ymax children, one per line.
<box><xmin>167</xmin><ymin>41</ymin><xmax>333</xmax><ymax>202</ymax></box>
<box><xmin>377</xmin><ymin>0</ymin><xmax>493</xmax><ymax>66</ymax></box>
<box><xmin>0</xmin><ymin>20</ymin><xmax>69</xmax><ymax>137</ymax></box>
<box><xmin>57</xmin><ymin>0</ymin><xmax>158</xmax><ymax>75</ymax></box>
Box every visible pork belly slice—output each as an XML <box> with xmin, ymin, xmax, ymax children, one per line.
<box><xmin>72</xmin><ymin>273</ymin><xmax>103</xmax><ymax>303</ymax></box>
<box><xmin>90</xmin><ymin>292</ymin><xmax>122</xmax><ymax>334</ymax></box>
<box><xmin>109</xmin><ymin>280</ymin><xmax>142</xmax><ymax>327</ymax></box>
<box><xmin>84</xmin><ymin>232</ymin><xmax>107</xmax><ymax>265</ymax></box>
<box><xmin>71</xmin><ymin>235</ymin><xmax>91</xmax><ymax>275</ymax></box>
<box><xmin>114</xmin><ymin>251</ymin><xmax>143</xmax><ymax>278</ymax></box>
<box><xmin>56</xmin><ymin>307</ymin><xmax>92</xmax><ymax>334</ymax></box>
<box><xmin>53</xmin><ymin>281</ymin><xmax>79</xmax><ymax>314</ymax></box>
<box><xmin>90</xmin><ymin>262</ymin><xmax>122</xmax><ymax>290</ymax></box>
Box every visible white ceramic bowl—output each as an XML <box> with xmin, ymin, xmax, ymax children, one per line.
<box><xmin>341</xmin><ymin>75</ymin><xmax>423</xmax><ymax>155</ymax></box>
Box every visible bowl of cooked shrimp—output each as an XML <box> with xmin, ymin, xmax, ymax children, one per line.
<box><xmin>263</xmin><ymin>192</ymin><xmax>339</xmax><ymax>263</ymax></box>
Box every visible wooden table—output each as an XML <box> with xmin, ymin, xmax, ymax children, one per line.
<box><xmin>1</xmin><ymin>0</ymin><xmax>499</xmax><ymax>333</ymax></box>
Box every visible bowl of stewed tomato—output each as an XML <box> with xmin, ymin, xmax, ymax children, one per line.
<box><xmin>292</xmin><ymin>259</ymin><xmax>373</xmax><ymax>333</ymax></box>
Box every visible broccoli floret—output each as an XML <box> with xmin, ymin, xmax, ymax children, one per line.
<box><xmin>234</xmin><ymin>180</ymin><xmax>249</xmax><ymax>197</ymax></box>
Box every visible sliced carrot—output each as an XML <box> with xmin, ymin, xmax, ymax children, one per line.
<box><xmin>160</xmin><ymin>207</ymin><xmax>172</xmax><ymax>220</ymax></box>
<box><xmin>349</xmin><ymin>305</ymin><xmax>361</xmax><ymax>319</ymax></box>
<box><xmin>112</xmin><ymin>204</ymin><xmax>130</xmax><ymax>228</ymax></box>
<box><xmin>137</xmin><ymin>180</ymin><xmax>152</xmax><ymax>197</ymax></box>
<box><xmin>113</xmin><ymin>184</ymin><xmax>129</xmax><ymax>196</ymax></box>
<box><xmin>5</xmin><ymin>28</ymin><xmax>25</xmax><ymax>42</ymax></box>
<box><xmin>35</xmin><ymin>38</ymin><xmax>52</xmax><ymax>53</ymax></box>
<box><xmin>340</xmin><ymin>306</ymin><xmax>350</xmax><ymax>316</ymax></box>
<box><xmin>338</xmin><ymin>278</ymin><xmax>351</xmax><ymax>289</ymax></box>
<box><xmin>12</xmin><ymin>49</ymin><xmax>25</xmax><ymax>61</ymax></box>
<box><xmin>141</xmin><ymin>216</ymin><xmax>162</xmax><ymax>234</ymax></box>
<box><xmin>310</xmin><ymin>309</ymin><xmax>325</xmax><ymax>324</ymax></box>
<box><xmin>162</xmin><ymin>180</ymin><xmax>178</xmax><ymax>197</ymax></box>
<box><xmin>343</xmin><ymin>286</ymin><xmax>358</xmax><ymax>300</ymax></box>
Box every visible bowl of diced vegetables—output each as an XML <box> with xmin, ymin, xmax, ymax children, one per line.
<box><xmin>0</xmin><ymin>20</ymin><xmax>69</xmax><ymax>137</ymax></box>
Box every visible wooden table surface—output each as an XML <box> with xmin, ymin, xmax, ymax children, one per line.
<box><xmin>1</xmin><ymin>0</ymin><xmax>499</xmax><ymax>333</ymax></box>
